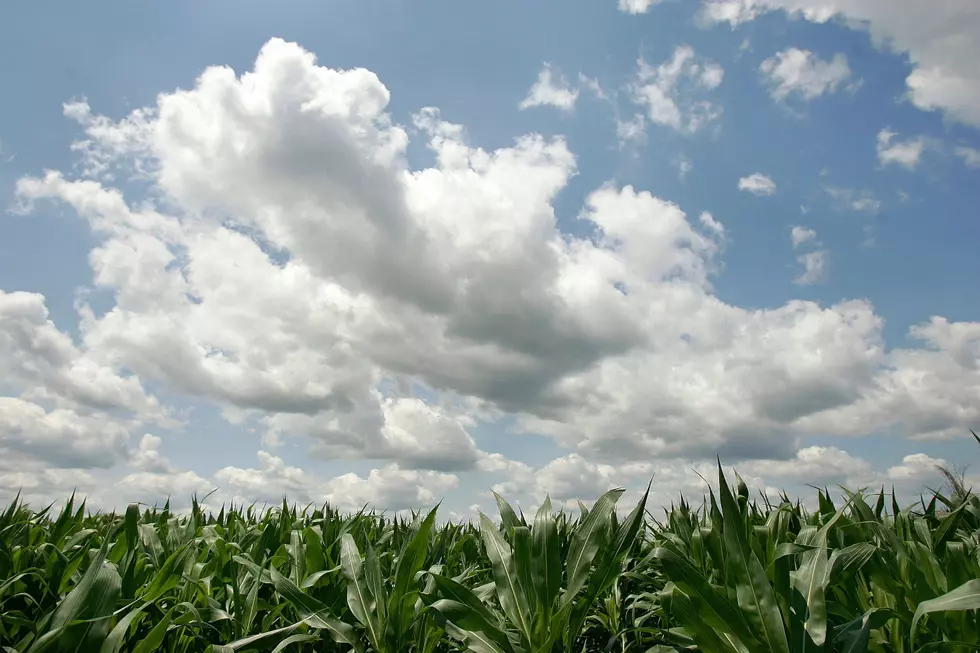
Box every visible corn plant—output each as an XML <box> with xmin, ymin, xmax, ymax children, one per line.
<box><xmin>423</xmin><ymin>485</ymin><xmax>650</xmax><ymax>652</ymax></box>
<box><xmin>1</xmin><ymin>463</ymin><xmax>979</xmax><ymax>652</ymax></box>
<box><xmin>637</xmin><ymin>463</ymin><xmax>980</xmax><ymax>653</ymax></box>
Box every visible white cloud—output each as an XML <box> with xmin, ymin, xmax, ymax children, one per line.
<box><xmin>738</xmin><ymin>172</ymin><xmax>777</xmax><ymax>195</ymax></box>
<box><xmin>617</xmin><ymin>0</ymin><xmax>664</xmax><ymax>14</ymax></box>
<box><xmin>760</xmin><ymin>48</ymin><xmax>852</xmax><ymax>101</ymax></box>
<box><xmin>699</xmin><ymin>0</ymin><xmax>980</xmax><ymax>127</ymax></box>
<box><xmin>791</xmin><ymin>225</ymin><xmax>818</xmax><ymax>248</ymax></box>
<box><xmin>700</xmin><ymin>211</ymin><xmax>725</xmax><ymax>237</ymax></box>
<box><xmin>794</xmin><ymin>250</ymin><xmax>829</xmax><ymax>285</ymax></box>
<box><xmin>264</xmin><ymin>396</ymin><xmax>489</xmax><ymax>471</ymax></box>
<box><xmin>519</xmin><ymin>64</ymin><xmax>579</xmax><ymax>112</ymax></box>
<box><xmin>6</xmin><ymin>37</ymin><xmax>979</xmax><ymax>514</ymax></box>
<box><xmin>825</xmin><ymin>186</ymin><xmax>881</xmax><ymax>214</ymax></box>
<box><xmin>0</xmin><ymin>397</ymin><xmax>131</xmax><ymax>469</ymax></box>
<box><xmin>739</xmin><ymin>446</ymin><xmax>873</xmax><ymax>485</ymax></box>
<box><xmin>129</xmin><ymin>434</ymin><xmax>174</xmax><ymax>473</ymax></box>
<box><xmin>629</xmin><ymin>46</ymin><xmax>725</xmax><ymax>134</ymax></box>
<box><xmin>954</xmin><ymin>146</ymin><xmax>980</xmax><ymax>168</ymax></box>
<box><xmin>876</xmin><ymin>129</ymin><xmax>925</xmax><ymax>169</ymax></box>
<box><xmin>616</xmin><ymin>114</ymin><xmax>647</xmax><ymax>147</ymax></box>
<box><xmin>323</xmin><ymin>465</ymin><xmax>459</xmax><ymax>513</ymax></box>
<box><xmin>0</xmin><ymin>290</ymin><xmax>168</xmax><ymax>423</ymax></box>
<box><xmin>115</xmin><ymin>470</ymin><xmax>214</xmax><ymax>507</ymax></box>
<box><xmin>577</xmin><ymin>74</ymin><xmax>609</xmax><ymax>101</ymax></box>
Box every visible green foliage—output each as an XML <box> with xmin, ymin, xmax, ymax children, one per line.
<box><xmin>0</xmin><ymin>472</ymin><xmax>978</xmax><ymax>652</ymax></box>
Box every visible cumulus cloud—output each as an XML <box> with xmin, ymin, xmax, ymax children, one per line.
<box><xmin>699</xmin><ymin>0</ymin><xmax>980</xmax><ymax>127</ymax></box>
<box><xmin>876</xmin><ymin>129</ymin><xmax>925</xmax><ymax>169</ymax></box>
<box><xmin>738</xmin><ymin>172</ymin><xmax>777</xmax><ymax>195</ymax></box>
<box><xmin>6</xmin><ymin>37</ymin><xmax>979</xmax><ymax>513</ymax></box>
<box><xmin>760</xmin><ymin>48</ymin><xmax>852</xmax><ymax>101</ymax></box>
<box><xmin>791</xmin><ymin>226</ymin><xmax>818</xmax><ymax>248</ymax></box>
<box><xmin>0</xmin><ymin>290</ymin><xmax>168</xmax><ymax>423</ymax></box>
<box><xmin>519</xmin><ymin>64</ymin><xmax>580</xmax><ymax>112</ymax></box>
<box><xmin>323</xmin><ymin>465</ymin><xmax>459</xmax><ymax>513</ymax></box>
<box><xmin>629</xmin><ymin>46</ymin><xmax>725</xmax><ymax>134</ymax></box>
<box><xmin>264</xmin><ymin>396</ymin><xmax>489</xmax><ymax>471</ymax></box>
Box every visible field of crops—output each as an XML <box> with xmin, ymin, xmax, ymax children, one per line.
<box><xmin>1</xmin><ymin>464</ymin><xmax>978</xmax><ymax>652</ymax></box>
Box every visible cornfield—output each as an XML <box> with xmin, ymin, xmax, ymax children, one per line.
<box><xmin>1</xmin><ymin>464</ymin><xmax>978</xmax><ymax>652</ymax></box>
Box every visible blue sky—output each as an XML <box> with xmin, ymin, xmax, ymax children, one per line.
<box><xmin>1</xmin><ymin>0</ymin><xmax>978</xmax><ymax>518</ymax></box>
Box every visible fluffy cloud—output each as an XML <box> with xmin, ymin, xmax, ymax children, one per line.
<box><xmin>876</xmin><ymin>129</ymin><xmax>925</xmax><ymax>169</ymax></box>
<box><xmin>129</xmin><ymin>434</ymin><xmax>174</xmax><ymax>473</ymax></box>
<box><xmin>264</xmin><ymin>396</ymin><xmax>486</xmax><ymax>471</ymax></box>
<box><xmin>211</xmin><ymin>452</ymin><xmax>458</xmax><ymax>512</ymax></box>
<box><xmin>0</xmin><ymin>290</ymin><xmax>167</xmax><ymax>422</ymax></box>
<box><xmin>519</xmin><ymin>64</ymin><xmax>580</xmax><ymax>112</ymax></box>
<box><xmin>791</xmin><ymin>225</ymin><xmax>817</xmax><ymax>248</ymax></box>
<box><xmin>629</xmin><ymin>46</ymin><xmax>725</xmax><ymax>134</ymax></box>
<box><xmin>699</xmin><ymin>0</ymin><xmax>980</xmax><ymax>127</ymax></box>
<box><xmin>759</xmin><ymin>48</ymin><xmax>853</xmax><ymax>101</ymax></box>
<box><xmin>323</xmin><ymin>465</ymin><xmax>459</xmax><ymax>513</ymax></box>
<box><xmin>738</xmin><ymin>172</ymin><xmax>777</xmax><ymax>195</ymax></box>
<box><xmin>6</xmin><ymin>38</ymin><xmax>979</xmax><ymax>515</ymax></box>
<box><xmin>617</xmin><ymin>0</ymin><xmax>664</xmax><ymax>14</ymax></box>
<box><xmin>0</xmin><ymin>398</ymin><xmax>131</xmax><ymax>469</ymax></box>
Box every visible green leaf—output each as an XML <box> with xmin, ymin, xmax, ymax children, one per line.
<box><xmin>424</xmin><ymin>573</ymin><xmax>512</xmax><ymax>650</ymax></box>
<box><xmin>531</xmin><ymin>497</ymin><xmax>561</xmax><ymax>623</ymax></box>
<box><xmin>669</xmin><ymin>589</ymin><xmax>744</xmax><ymax>653</ymax></box>
<box><xmin>828</xmin><ymin>543</ymin><xmax>877</xmax><ymax>581</ymax></box>
<box><xmin>792</xmin><ymin>536</ymin><xmax>829</xmax><ymax>646</ymax></box>
<box><xmin>269</xmin><ymin>567</ymin><xmax>364</xmax><ymax>653</ymax></box>
<box><xmin>492</xmin><ymin>492</ymin><xmax>523</xmax><ymax>531</ymax></box>
<box><xmin>563</xmin><ymin>488</ymin><xmax>623</xmax><ymax>605</ymax></box>
<box><xmin>479</xmin><ymin>513</ymin><xmax>533</xmax><ymax>644</ymax></box>
<box><xmin>652</xmin><ymin>547</ymin><xmax>759</xmax><ymax>648</ymax></box>
<box><xmin>130</xmin><ymin>607</ymin><xmax>174</xmax><ymax>653</ymax></box>
<box><xmin>389</xmin><ymin>503</ymin><xmax>438</xmax><ymax>642</ymax></box>
<box><xmin>444</xmin><ymin>622</ymin><xmax>509</xmax><ymax>653</ymax></box>
<box><xmin>569</xmin><ymin>484</ymin><xmax>650</xmax><ymax>642</ymax></box>
<box><xmin>29</xmin><ymin>537</ymin><xmax>121</xmax><ymax>653</ymax></box>
<box><xmin>718</xmin><ymin>463</ymin><xmax>790</xmax><ymax>653</ymax></box>
<box><xmin>911</xmin><ymin>579</ymin><xmax>980</xmax><ymax>642</ymax></box>
<box><xmin>341</xmin><ymin>532</ymin><xmax>382</xmax><ymax>650</ymax></box>
<box><xmin>100</xmin><ymin>604</ymin><xmax>146</xmax><ymax>653</ymax></box>
<box><xmin>834</xmin><ymin>608</ymin><xmax>894</xmax><ymax>653</ymax></box>
<box><xmin>270</xmin><ymin>633</ymin><xmax>318</xmax><ymax>653</ymax></box>
<box><xmin>216</xmin><ymin>623</ymin><xmax>301</xmax><ymax>651</ymax></box>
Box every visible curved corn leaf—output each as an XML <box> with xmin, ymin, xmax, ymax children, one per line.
<box><xmin>341</xmin><ymin>532</ymin><xmax>382</xmax><ymax>649</ymax></box>
<box><xmin>563</xmin><ymin>488</ymin><xmax>623</xmax><ymax>605</ymax></box>
<box><xmin>29</xmin><ymin>537</ymin><xmax>121</xmax><ymax>653</ymax></box>
<box><xmin>268</xmin><ymin>567</ymin><xmax>364</xmax><ymax>653</ymax></box>
<box><xmin>911</xmin><ymin>579</ymin><xmax>980</xmax><ymax>642</ymax></box>
<box><xmin>479</xmin><ymin>513</ymin><xmax>533</xmax><ymax>645</ymax></box>
<box><xmin>718</xmin><ymin>463</ymin><xmax>790</xmax><ymax>653</ymax></box>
